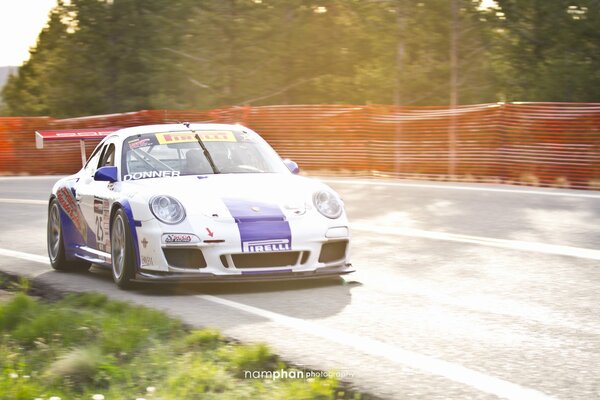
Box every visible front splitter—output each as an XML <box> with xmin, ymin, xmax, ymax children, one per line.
<box><xmin>133</xmin><ymin>264</ymin><xmax>354</xmax><ymax>283</ymax></box>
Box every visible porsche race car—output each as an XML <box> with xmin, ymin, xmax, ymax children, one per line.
<box><xmin>43</xmin><ymin>123</ymin><xmax>353</xmax><ymax>288</ymax></box>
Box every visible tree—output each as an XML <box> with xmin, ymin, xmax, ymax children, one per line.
<box><xmin>2</xmin><ymin>0</ymin><xmax>597</xmax><ymax>118</ymax></box>
<box><xmin>2</xmin><ymin>2</ymin><xmax>69</xmax><ymax>116</ymax></box>
<box><xmin>494</xmin><ymin>0</ymin><xmax>600</xmax><ymax>101</ymax></box>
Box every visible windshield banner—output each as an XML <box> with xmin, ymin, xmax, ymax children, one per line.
<box><xmin>155</xmin><ymin>131</ymin><xmax>237</xmax><ymax>145</ymax></box>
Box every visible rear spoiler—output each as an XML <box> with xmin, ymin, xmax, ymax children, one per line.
<box><xmin>35</xmin><ymin>127</ymin><xmax>119</xmax><ymax>166</ymax></box>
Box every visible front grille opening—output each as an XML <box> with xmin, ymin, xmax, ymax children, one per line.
<box><xmin>318</xmin><ymin>241</ymin><xmax>348</xmax><ymax>263</ymax></box>
<box><xmin>163</xmin><ymin>248</ymin><xmax>207</xmax><ymax>269</ymax></box>
<box><xmin>300</xmin><ymin>251</ymin><xmax>310</xmax><ymax>265</ymax></box>
<box><xmin>232</xmin><ymin>251</ymin><xmax>301</xmax><ymax>268</ymax></box>
<box><xmin>220</xmin><ymin>255</ymin><xmax>230</xmax><ymax>268</ymax></box>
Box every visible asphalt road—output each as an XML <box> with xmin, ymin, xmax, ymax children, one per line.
<box><xmin>1</xmin><ymin>175</ymin><xmax>599</xmax><ymax>400</ymax></box>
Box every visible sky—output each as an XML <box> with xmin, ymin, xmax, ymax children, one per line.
<box><xmin>0</xmin><ymin>0</ymin><xmax>57</xmax><ymax>66</ymax></box>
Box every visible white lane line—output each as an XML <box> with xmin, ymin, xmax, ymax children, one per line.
<box><xmin>0</xmin><ymin>248</ymin><xmax>48</xmax><ymax>264</ymax></box>
<box><xmin>0</xmin><ymin>198</ymin><xmax>47</xmax><ymax>205</ymax></box>
<box><xmin>199</xmin><ymin>294</ymin><xmax>556</xmax><ymax>400</ymax></box>
<box><xmin>357</xmin><ymin>274</ymin><xmax>600</xmax><ymax>335</ymax></box>
<box><xmin>0</xmin><ymin>248</ymin><xmax>51</xmax><ymax>278</ymax></box>
<box><xmin>352</xmin><ymin>223</ymin><xmax>600</xmax><ymax>260</ymax></box>
<box><xmin>322</xmin><ymin>178</ymin><xmax>600</xmax><ymax>199</ymax></box>
<box><xmin>0</xmin><ymin>247</ymin><xmax>558</xmax><ymax>399</ymax></box>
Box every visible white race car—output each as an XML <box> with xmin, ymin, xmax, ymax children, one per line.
<box><xmin>43</xmin><ymin>123</ymin><xmax>353</xmax><ymax>288</ymax></box>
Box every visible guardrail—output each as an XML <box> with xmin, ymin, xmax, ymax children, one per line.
<box><xmin>1</xmin><ymin>103</ymin><xmax>599</xmax><ymax>189</ymax></box>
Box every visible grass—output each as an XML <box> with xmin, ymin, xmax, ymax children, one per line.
<box><xmin>0</xmin><ymin>289</ymin><xmax>359</xmax><ymax>400</ymax></box>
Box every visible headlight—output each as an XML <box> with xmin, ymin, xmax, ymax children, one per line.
<box><xmin>313</xmin><ymin>190</ymin><xmax>343</xmax><ymax>219</ymax></box>
<box><xmin>149</xmin><ymin>196</ymin><xmax>186</xmax><ymax>224</ymax></box>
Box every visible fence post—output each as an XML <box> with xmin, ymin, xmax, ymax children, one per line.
<box><xmin>448</xmin><ymin>0</ymin><xmax>459</xmax><ymax>178</ymax></box>
<box><xmin>394</xmin><ymin>106</ymin><xmax>403</xmax><ymax>177</ymax></box>
<box><xmin>448</xmin><ymin>108</ymin><xmax>457</xmax><ymax>177</ymax></box>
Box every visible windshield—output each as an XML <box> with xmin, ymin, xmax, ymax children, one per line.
<box><xmin>120</xmin><ymin>130</ymin><xmax>289</xmax><ymax>180</ymax></box>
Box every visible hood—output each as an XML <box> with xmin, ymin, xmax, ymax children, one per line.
<box><xmin>123</xmin><ymin>173</ymin><xmax>330</xmax><ymax>220</ymax></box>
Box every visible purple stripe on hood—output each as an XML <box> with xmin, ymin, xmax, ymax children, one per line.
<box><xmin>223</xmin><ymin>198</ymin><xmax>292</xmax><ymax>253</ymax></box>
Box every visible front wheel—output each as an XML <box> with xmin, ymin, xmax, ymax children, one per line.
<box><xmin>111</xmin><ymin>208</ymin><xmax>136</xmax><ymax>289</ymax></box>
<box><xmin>47</xmin><ymin>198</ymin><xmax>91</xmax><ymax>272</ymax></box>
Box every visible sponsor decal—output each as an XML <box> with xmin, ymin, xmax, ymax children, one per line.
<box><xmin>165</xmin><ymin>234</ymin><xmax>192</xmax><ymax>243</ymax></box>
<box><xmin>206</xmin><ymin>227</ymin><xmax>214</xmax><ymax>238</ymax></box>
<box><xmin>128</xmin><ymin>138</ymin><xmax>152</xmax><ymax>149</ymax></box>
<box><xmin>123</xmin><ymin>170</ymin><xmax>181</xmax><ymax>181</ymax></box>
<box><xmin>141</xmin><ymin>256</ymin><xmax>153</xmax><ymax>266</ymax></box>
<box><xmin>155</xmin><ymin>131</ymin><xmax>236</xmax><ymax>145</ymax></box>
<box><xmin>56</xmin><ymin>186</ymin><xmax>87</xmax><ymax>238</ymax></box>
<box><xmin>162</xmin><ymin>233</ymin><xmax>200</xmax><ymax>244</ymax></box>
<box><xmin>141</xmin><ymin>238</ymin><xmax>149</xmax><ymax>248</ymax></box>
<box><xmin>243</xmin><ymin>239</ymin><xmax>291</xmax><ymax>253</ymax></box>
<box><xmin>93</xmin><ymin>197</ymin><xmax>110</xmax><ymax>252</ymax></box>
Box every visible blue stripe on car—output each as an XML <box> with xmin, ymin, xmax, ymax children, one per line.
<box><xmin>58</xmin><ymin>206</ymin><xmax>80</xmax><ymax>260</ymax></box>
<box><xmin>223</xmin><ymin>198</ymin><xmax>292</xmax><ymax>253</ymax></box>
<box><xmin>120</xmin><ymin>200</ymin><xmax>141</xmax><ymax>268</ymax></box>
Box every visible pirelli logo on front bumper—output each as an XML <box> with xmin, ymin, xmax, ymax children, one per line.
<box><xmin>155</xmin><ymin>131</ymin><xmax>236</xmax><ymax>144</ymax></box>
<box><xmin>243</xmin><ymin>239</ymin><xmax>291</xmax><ymax>253</ymax></box>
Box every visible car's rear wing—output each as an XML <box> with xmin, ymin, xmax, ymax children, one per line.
<box><xmin>35</xmin><ymin>127</ymin><xmax>119</xmax><ymax>166</ymax></box>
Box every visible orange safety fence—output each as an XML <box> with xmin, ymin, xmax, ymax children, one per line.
<box><xmin>0</xmin><ymin>103</ymin><xmax>599</xmax><ymax>189</ymax></box>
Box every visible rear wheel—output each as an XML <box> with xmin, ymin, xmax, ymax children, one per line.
<box><xmin>47</xmin><ymin>198</ymin><xmax>91</xmax><ymax>271</ymax></box>
<box><xmin>111</xmin><ymin>208</ymin><xmax>136</xmax><ymax>289</ymax></box>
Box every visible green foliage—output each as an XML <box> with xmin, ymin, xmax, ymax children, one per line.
<box><xmin>184</xmin><ymin>328</ymin><xmax>223</xmax><ymax>350</ymax></box>
<box><xmin>0</xmin><ymin>292</ymin><xmax>352</xmax><ymax>399</ymax></box>
<box><xmin>223</xmin><ymin>343</ymin><xmax>278</xmax><ymax>376</ymax></box>
<box><xmin>494</xmin><ymin>0</ymin><xmax>600</xmax><ymax>102</ymax></box>
<box><xmin>5</xmin><ymin>0</ymin><xmax>595</xmax><ymax>117</ymax></box>
<box><xmin>11</xmin><ymin>306</ymin><xmax>92</xmax><ymax>346</ymax></box>
<box><xmin>164</xmin><ymin>355</ymin><xmax>237</xmax><ymax>399</ymax></box>
<box><xmin>272</xmin><ymin>375</ymin><xmax>339</xmax><ymax>400</ymax></box>
<box><xmin>8</xmin><ymin>277</ymin><xmax>31</xmax><ymax>293</ymax></box>
<box><xmin>0</xmin><ymin>292</ymin><xmax>39</xmax><ymax>331</ymax></box>
<box><xmin>44</xmin><ymin>346</ymin><xmax>102</xmax><ymax>387</ymax></box>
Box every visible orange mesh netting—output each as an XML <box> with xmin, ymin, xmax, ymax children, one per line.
<box><xmin>1</xmin><ymin>103</ymin><xmax>599</xmax><ymax>189</ymax></box>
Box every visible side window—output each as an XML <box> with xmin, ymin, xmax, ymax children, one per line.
<box><xmin>84</xmin><ymin>144</ymin><xmax>106</xmax><ymax>173</ymax></box>
<box><xmin>99</xmin><ymin>144</ymin><xmax>115</xmax><ymax>167</ymax></box>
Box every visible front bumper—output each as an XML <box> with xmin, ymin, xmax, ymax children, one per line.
<box><xmin>136</xmin><ymin>213</ymin><xmax>352</xmax><ymax>278</ymax></box>
<box><xmin>133</xmin><ymin>263</ymin><xmax>354</xmax><ymax>283</ymax></box>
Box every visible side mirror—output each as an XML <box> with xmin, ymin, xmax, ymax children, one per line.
<box><xmin>94</xmin><ymin>166</ymin><xmax>118</xmax><ymax>182</ymax></box>
<box><xmin>283</xmin><ymin>159</ymin><xmax>299</xmax><ymax>174</ymax></box>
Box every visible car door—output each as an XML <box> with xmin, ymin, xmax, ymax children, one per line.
<box><xmin>76</xmin><ymin>140</ymin><xmax>117</xmax><ymax>254</ymax></box>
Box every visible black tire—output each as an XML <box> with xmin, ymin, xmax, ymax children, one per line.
<box><xmin>47</xmin><ymin>198</ymin><xmax>91</xmax><ymax>272</ymax></box>
<box><xmin>110</xmin><ymin>208</ymin><xmax>136</xmax><ymax>289</ymax></box>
